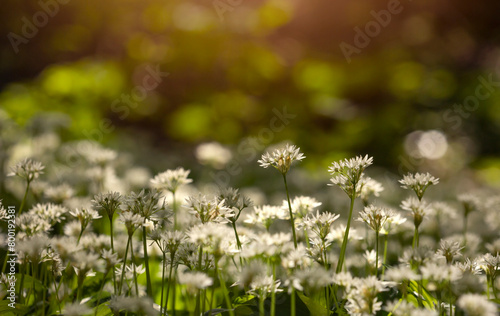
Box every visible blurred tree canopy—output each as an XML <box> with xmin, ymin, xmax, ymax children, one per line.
<box><xmin>1</xmin><ymin>0</ymin><xmax>500</xmax><ymax>184</ymax></box>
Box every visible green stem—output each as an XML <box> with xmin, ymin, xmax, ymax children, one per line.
<box><xmin>336</xmin><ymin>193</ymin><xmax>356</xmax><ymax>273</ymax></box>
<box><xmin>166</xmin><ymin>257</ymin><xmax>174</xmax><ymax>314</ymax></box>
<box><xmin>382</xmin><ymin>234</ymin><xmax>388</xmax><ymax>276</ymax></box>
<box><xmin>375</xmin><ymin>230</ymin><xmax>379</xmax><ymax>277</ymax></box>
<box><xmin>291</xmin><ymin>287</ymin><xmax>296</xmax><ymax>316</ymax></box>
<box><xmin>142</xmin><ymin>225</ymin><xmax>153</xmax><ymax>297</ymax></box>
<box><xmin>172</xmin><ymin>191</ymin><xmax>177</xmax><ymax>230</ymax></box>
<box><xmin>412</xmin><ymin>226</ymin><xmax>419</xmax><ymax>249</ymax></box>
<box><xmin>195</xmin><ymin>246</ymin><xmax>203</xmax><ymax>316</ymax></box>
<box><xmin>216</xmin><ymin>258</ymin><xmax>234</xmax><ymax>316</ymax></box>
<box><xmin>109</xmin><ymin>216</ymin><xmax>117</xmax><ymax>294</ymax></box>
<box><xmin>259</xmin><ymin>292</ymin><xmax>265</xmax><ymax>316</ymax></box>
<box><xmin>41</xmin><ymin>263</ymin><xmax>47</xmax><ymax>316</ymax></box>
<box><xmin>271</xmin><ymin>263</ymin><xmax>276</xmax><ymax>316</ymax></box>
<box><xmin>129</xmin><ymin>238</ymin><xmax>139</xmax><ymax>296</ymax></box>
<box><xmin>94</xmin><ymin>269</ymin><xmax>110</xmax><ymax>316</ymax></box>
<box><xmin>160</xmin><ymin>252</ymin><xmax>166</xmax><ymax>315</ymax></box>
<box><xmin>232</xmin><ymin>222</ymin><xmax>242</xmax><ymax>250</ymax></box>
<box><xmin>283</xmin><ymin>174</ymin><xmax>297</xmax><ymax>249</ymax></box>
<box><xmin>18</xmin><ymin>180</ymin><xmax>30</xmax><ymax>215</ymax></box>
<box><xmin>119</xmin><ymin>236</ymin><xmax>131</xmax><ymax>296</ymax></box>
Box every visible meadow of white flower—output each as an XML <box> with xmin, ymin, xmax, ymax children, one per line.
<box><xmin>0</xmin><ymin>113</ymin><xmax>499</xmax><ymax>316</ymax></box>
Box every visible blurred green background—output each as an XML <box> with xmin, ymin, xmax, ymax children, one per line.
<box><xmin>1</xmin><ymin>0</ymin><xmax>500</xmax><ymax>188</ymax></box>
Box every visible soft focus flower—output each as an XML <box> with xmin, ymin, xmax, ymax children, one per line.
<box><xmin>401</xmin><ymin>197</ymin><xmax>430</xmax><ymax>229</ymax></box>
<box><xmin>244</xmin><ymin>205</ymin><xmax>288</xmax><ymax>230</ymax></box>
<box><xmin>457</xmin><ymin>293</ymin><xmax>498</xmax><ymax>316</ymax></box>
<box><xmin>282</xmin><ymin>196</ymin><xmax>322</xmax><ymax>219</ymax></box>
<box><xmin>258</xmin><ymin>144</ymin><xmax>305</xmax><ymax>175</ymax></box>
<box><xmin>399</xmin><ymin>172</ymin><xmax>439</xmax><ymax>200</ymax></box>
<box><xmin>185</xmin><ymin>194</ymin><xmax>234</xmax><ymax>224</ymax></box>
<box><xmin>195</xmin><ymin>142</ymin><xmax>232</xmax><ymax>169</ymax></box>
<box><xmin>356</xmin><ymin>205</ymin><xmax>393</xmax><ymax>233</ymax></box>
<box><xmin>7</xmin><ymin>158</ymin><xmax>45</xmax><ymax>182</ymax></box>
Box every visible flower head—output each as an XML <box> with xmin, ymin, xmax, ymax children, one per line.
<box><xmin>400</xmin><ymin>197</ymin><xmax>430</xmax><ymax>229</ymax></box>
<box><xmin>328</xmin><ymin>155</ymin><xmax>373</xmax><ymax>197</ymax></box>
<box><xmin>7</xmin><ymin>158</ymin><xmax>45</xmax><ymax>182</ymax></box>
<box><xmin>283</xmin><ymin>196</ymin><xmax>322</xmax><ymax>219</ymax></box>
<box><xmin>258</xmin><ymin>144</ymin><xmax>305</xmax><ymax>175</ymax></box>
<box><xmin>356</xmin><ymin>205</ymin><xmax>393</xmax><ymax>233</ymax></box>
<box><xmin>150</xmin><ymin>167</ymin><xmax>192</xmax><ymax>193</ymax></box>
<box><xmin>92</xmin><ymin>192</ymin><xmax>122</xmax><ymax>220</ymax></box>
<box><xmin>457</xmin><ymin>293</ymin><xmax>498</xmax><ymax>316</ymax></box>
<box><xmin>185</xmin><ymin>194</ymin><xmax>234</xmax><ymax>224</ymax></box>
<box><xmin>399</xmin><ymin>172</ymin><xmax>439</xmax><ymax>200</ymax></box>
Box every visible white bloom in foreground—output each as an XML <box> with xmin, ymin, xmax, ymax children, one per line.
<box><xmin>150</xmin><ymin>167</ymin><xmax>192</xmax><ymax>193</ymax></box>
<box><xmin>344</xmin><ymin>276</ymin><xmax>389</xmax><ymax>316</ymax></box>
<box><xmin>457</xmin><ymin>293</ymin><xmax>498</xmax><ymax>316</ymax></box>
<box><xmin>401</xmin><ymin>197</ymin><xmax>430</xmax><ymax>229</ymax></box>
<box><xmin>248</xmin><ymin>275</ymin><xmax>282</xmax><ymax>299</ymax></box>
<box><xmin>356</xmin><ymin>205</ymin><xmax>393</xmax><ymax>233</ymax></box>
<box><xmin>303</xmin><ymin>210</ymin><xmax>340</xmax><ymax>240</ymax></box>
<box><xmin>185</xmin><ymin>194</ymin><xmax>234</xmax><ymax>224</ymax></box>
<box><xmin>399</xmin><ymin>172</ymin><xmax>439</xmax><ymax>200</ymax></box>
<box><xmin>258</xmin><ymin>144</ymin><xmax>305</xmax><ymax>175</ymax></box>
<box><xmin>328</xmin><ymin>155</ymin><xmax>373</xmax><ymax>197</ymax></box>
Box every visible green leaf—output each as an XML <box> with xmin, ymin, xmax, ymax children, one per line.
<box><xmin>0</xmin><ymin>300</ymin><xmax>28</xmax><ymax>315</ymax></box>
<box><xmin>408</xmin><ymin>280</ymin><xmax>438</xmax><ymax>310</ymax></box>
<box><xmin>297</xmin><ymin>292</ymin><xmax>328</xmax><ymax>316</ymax></box>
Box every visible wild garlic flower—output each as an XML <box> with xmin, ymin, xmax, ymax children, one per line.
<box><xmin>121</xmin><ymin>189</ymin><xmax>166</xmax><ymax>220</ymax></box>
<box><xmin>101</xmin><ymin>249</ymin><xmax>122</xmax><ymax>271</ymax></box>
<box><xmin>359</xmin><ymin>177</ymin><xmax>384</xmax><ymax>204</ymax></box>
<box><xmin>16</xmin><ymin>213</ymin><xmax>51</xmax><ymax>237</ymax></box>
<box><xmin>258</xmin><ymin>144</ymin><xmax>305</xmax><ymax>175</ymax></box>
<box><xmin>188</xmin><ymin>222</ymin><xmax>234</xmax><ymax>256</ymax></box>
<box><xmin>118</xmin><ymin>212</ymin><xmax>144</xmax><ymax>236</ymax></box>
<box><xmin>303</xmin><ymin>211</ymin><xmax>340</xmax><ymax>240</ymax></box>
<box><xmin>7</xmin><ymin>158</ymin><xmax>45</xmax><ymax>182</ymax></box>
<box><xmin>150</xmin><ymin>167</ymin><xmax>192</xmax><ymax>193</ymax></box>
<box><xmin>248</xmin><ymin>275</ymin><xmax>282</xmax><ymax>299</ymax></box>
<box><xmin>17</xmin><ymin>235</ymin><xmax>51</xmax><ymax>263</ymax></box>
<box><xmin>178</xmin><ymin>270</ymin><xmax>213</xmax><ymax>294</ymax></box>
<box><xmin>70</xmin><ymin>208</ymin><xmax>102</xmax><ymax>232</ymax></box>
<box><xmin>399</xmin><ymin>172</ymin><xmax>439</xmax><ymax>200</ymax></box>
<box><xmin>455</xmin><ymin>258</ymin><xmax>481</xmax><ymax>275</ymax></box>
<box><xmin>328</xmin><ymin>155</ymin><xmax>373</xmax><ymax>197</ymax></box>
<box><xmin>458</xmin><ymin>193</ymin><xmax>481</xmax><ymax>217</ymax></box>
<box><xmin>477</xmin><ymin>253</ymin><xmax>500</xmax><ymax>278</ymax></box>
<box><xmin>108</xmin><ymin>296</ymin><xmax>158</xmax><ymax>316</ymax></box>
<box><xmin>244</xmin><ymin>205</ymin><xmax>288</xmax><ymax>230</ymax></box>
<box><xmin>385</xmin><ymin>300</ymin><xmax>435</xmax><ymax>316</ymax></box>
<box><xmin>326</xmin><ymin>224</ymin><xmax>362</xmax><ymax>244</ymax></box>
<box><xmin>28</xmin><ymin>203</ymin><xmax>68</xmax><ymax>225</ymax></box>
<box><xmin>160</xmin><ymin>231</ymin><xmax>186</xmax><ymax>255</ymax></box>
<box><xmin>381</xmin><ymin>211</ymin><xmax>407</xmax><ymax>235</ymax></box>
<box><xmin>457</xmin><ymin>293</ymin><xmax>498</xmax><ymax>316</ymax></box>
<box><xmin>281</xmin><ymin>244</ymin><xmax>312</xmax><ymax>270</ymax></box>
<box><xmin>384</xmin><ymin>265</ymin><xmax>418</xmax><ymax>283</ymax></box>
<box><xmin>0</xmin><ymin>201</ymin><xmax>7</xmax><ymax>221</ymax></box>
<box><xmin>344</xmin><ymin>276</ymin><xmax>388</xmax><ymax>316</ymax></box>
<box><xmin>44</xmin><ymin>183</ymin><xmax>74</xmax><ymax>203</ymax></box>
<box><xmin>92</xmin><ymin>192</ymin><xmax>122</xmax><ymax>220</ymax></box>
<box><xmin>185</xmin><ymin>194</ymin><xmax>234</xmax><ymax>224</ymax></box>
<box><xmin>62</xmin><ymin>302</ymin><xmax>92</xmax><ymax>316</ymax></box>
<box><xmin>436</xmin><ymin>240</ymin><xmax>463</xmax><ymax>264</ymax></box>
<box><xmin>400</xmin><ymin>197</ymin><xmax>430</xmax><ymax>229</ymax></box>
<box><xmin>282</xmin><ymin>196</ymin><xmax>322</xmax><ymax>219</ymax></box>
<box><xmin>421</xmin><ymin>261</ymin><xmax>462</xmax><ymax>283</ymax></box>
<box><xmin>217</xmin><ymin>187</ymin><xmax>252</xmax><ymax>214</ymax></box>
<box><xmin>71</xmin><ymin>251</ymin><xmax>101</xmax><ymax>276</ymax></box>
<box><xmin>356</xmin><ymin>205</ymin><xmax>393</xmax><ymax>234</ymax></box>
<box><xmin>288</xmin><ymin>265</ymin><xmax>332</xmax><ymax>293</ymax></box>
<box><xmin>241</xmin><ymin>232</ymin><xmax>293</xmax><ymax>258</ymax></box>
<box><xmin>364</xmin><ymin>250</ymin><xmax>381</xmax><ymax>269</ymax></box>
<box><xmin>235</xmin><ymin>261</ymin><xmax>268</xmax><ymax>289</ymax></box>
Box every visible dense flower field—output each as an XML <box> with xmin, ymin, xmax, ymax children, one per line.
<box><xmin>0</xmin><ymin>114</ymin><xmax>499</xmax><ymax>316</ymax></box>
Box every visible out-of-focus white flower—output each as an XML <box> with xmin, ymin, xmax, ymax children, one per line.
<box><xmin>436</xmin><ymin>240</ymin><xmax>463</xmax><ymax>264</ymax></box>
<box><xmin>150</xmin><ymin>168</ymin><xmax>192</xmax><ymax>193</ymax></box>
<box><xmin>344</xmin><ymin>276</ymin><xmax>389</xmax><ymax>316</ymax></box>
<box><xmin>399</xmin><ymin>172</ymin><xmax>439</xmax><ymax>200</ymax></box>
<box><xmin>359</xmin><ymin>177</ymin><xmax>384</xmax><ymax>203</ymax></box>
<box><xmin>195</xmin><ymin>142</ymin><xmax>232</xmax><ymax>169</ymax></box>
<box><xmin>178</xmin><ymin>269</ymin><xmax>213</xmax><ymax>294</ymax></box>
<box><xmin>185</xmin><ymin>194</ymin><xmax>234</xmax><ymax>224</ymax></box>
<box><xmin>457</xmin><ymin>293</ymin><xmax>498</xmax><ymax>316</ymax></box>
<box><xmin>248</xmin><ymin>275</ymin><xmax>282</xmax><ymax>299</ymax></box>
<box><xmin>258</xmin><ymin>144</ymin><xmax>305</xmax><ymax>175</ymax></box>
<box><xmin>7</xmin><ymin>158</ymin><xmax>45</xmax><ymax>182</ymax></box>
<box><xmin>282</xmin><ymin>196</ymin><xmax>321</xmax><ymax>219</ymax></box>
<box><xmin>62</xmin><ymin>302</ymin><xmax>92</xmax><ymax>316</ymax></box>
<box><xmin>302</xmin><ymin>210</ymin><xmax>340</xmax><ymax>240</ymax></box>
<box><xmin>44</xmin><ymin>183</ymin><xmax>74</xmax><ymax>203</ymax></box>
<box><xmin>244</xmin><ymin>205</ymin><xmax>288</xmax><ymax>230</ymax></box>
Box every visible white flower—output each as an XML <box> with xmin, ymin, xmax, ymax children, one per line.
<box><xmin>359</xmin><ymin>177</ymin><xmax>384</xmax><ymax>203</ymax></box>
<box><xmin>7</xmin><ymin>158</ymin><xmax>45</xmax><ymax>182</ymax></box>
<box><xmin>185</xmin><ymin>194</ymin><xmax>234</xmax><ymax>224</ymax></box>
<box><xmin>328</xmin><ymin>155</ymin><xmax>373</xmax><ymax>197</ymax></box>
<box><xmin>62</xmin><ymin>302</ymin><xmax>92</xmax><ymax>316</ymax></box>
<box><xmin>399</xmin><ymin>172</ymin><xmax>439</xmax><ymax>200</ymax></box>
<box><xmin>248</xmin><ymin>275</ymin><xmax>282</xmax><ymax>299</ymax></box>
<box><xmin>28</xmin><ymin>203</ymin><xmax>68</xmax><ymax>225</ymax></box>
<box><xmin>150</xmin><ymin>167</ymin><xmax>192</xmax><ymax>193</ymax></box>
<box><xmin>195</xmin><ymin>142</ymin><xmax>232</xmax><ymax>169</ymax></box>
<box><xmin>258</xmin><ymin>144</ymin><xmax>305</xmax><ymax>175</ymax></box>
<box><xmin>302</xmin><ymin>210</ymin><xmax>340</xmax><ymax>240</ymax></box>
<box><xmin>178</xmin><ymin>270</ymin><xmax>213</xmax><ymax>294</ymax></box>
<box><xmin>356</xmin><ymin>205</ymin><xmax>393</xmax><ymax>233</ymax></box>
<box><xmin>44</xmin><ymin>183</ymin><xmax>74</xmax><ymax>202</ymax></box>
<box><xmin>400</xmin><ymin>197</ymin><xmax>430</xmax><ymax>229</ymax></box>
<box><xmin>188</xmin><ymin>222</ymin><xmax>234</xmax><ymax>255</ymax></box>
<box><xmin>282</xmin><ymin>196</ymin><xmax>322</xmax><ymax>219</ymax></box>
<box><xmin>244</xmin><ymin>205</ymin><xmax>288</xmax><ymax>230</ymax></box>
<box><xmin>457</xmin><ymin>293</ymin><xmax>498</xmax><ymax>316</ymax></box>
